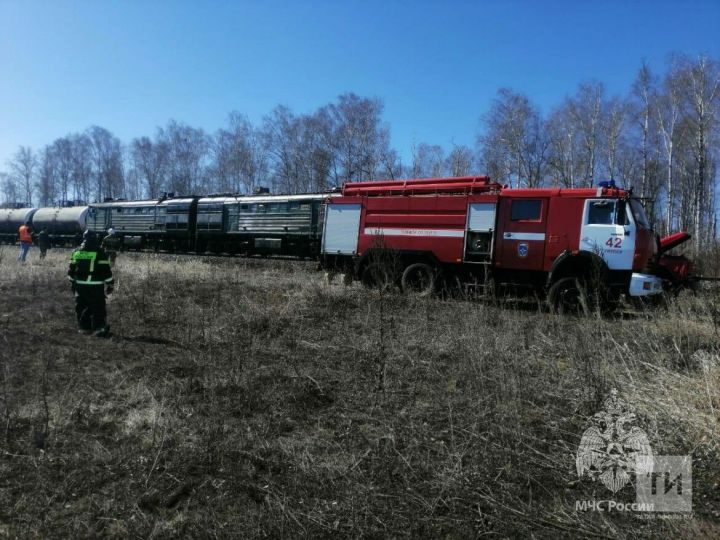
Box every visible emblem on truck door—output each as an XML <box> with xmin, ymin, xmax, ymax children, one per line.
<box><xmin>518</xmin><ymin>242</ymin><xmax>529</xmax><ymax>257</ymax></box>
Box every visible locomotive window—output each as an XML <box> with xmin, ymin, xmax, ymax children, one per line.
<box><xmin>288</xmin><ymin>202</ymin><xmax>300</xmax><ymax>210</ymax></box>
<box><xmin>510</xmin><ymin>200</ymin><xmax>542</xmax><ymax>221</ymax></box>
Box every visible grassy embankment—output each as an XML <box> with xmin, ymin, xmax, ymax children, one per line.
<box><xmin>0</xmin><ymin>246</ymin><xmax>718</xmax><ymax>538</ymax></box>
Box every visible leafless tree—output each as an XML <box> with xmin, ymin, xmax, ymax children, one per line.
<box><xmin>88</xmin><ymin>126</ymin><xmax>124</xmax><ymax>201</ymax></box>
<box><xmin>213</xmin><ymin>112</ymin><xmax>266</xmax><ymax>194</ymax></box>
<box><xmin>567</xmin><ymin>82</ymin><xmax>605</xmax><ymax>186</ymax></box>
<box><xmin>629</xmin><ymin>63</ymin><xmax>657</xmax><ymax>198</ymax></box>
<box><xmin>158</xmin><ymin>121</ymin><xmax>210</xmax><ymax>195</ymax></box>
<box><xmin>673</xmin><ymin>54</ymin><xmax>720</xmax><ymax>251</ymax></box>
<box><xmin>656</xmin><ymin>68</ymin><xmax>685</xmax><ymax>233</ymax></box>
<box><xmin>6</xmin><ymin>146</ymin><xmax>38</xmax><ymax>205</ymax></box>
<box><xmin>69</xmin><ymin>134</ymin><xmax>94</xmax><ymax>203</ymax></box>
<box><xmin>446</xmin><ymin>144</ymin><xmax>474</xmax><ymax>177</ymax></box>
<box><xmin>546</xmin><ymin>105</ymin><xmax>578</xmax><ymax>187</ymax></box>
<box><xmin>602</xmin><ymin>97</ymin><xmax>627</xmax><ymax>184</ymax></box>
<box><xmin>36</xmin><ymin>146</ymin><xmax>58</xmax><ymax>206</ymax></box>
<box><xmin>47</xmin><ymin>137</ymin><xmax>75</xmax><ymax>203</ymax></box>
<box><xmin>130</xmin><ymin>134</ymin><xmax>169</xmax><ymax>198</ymax></box>
<box><xmin>0</xmin><ymin>172</ymin><xmax>19</xmax><ymax>205</ymax></box>
<box><xmin>321</xmin><ymin>93</ymin><xmax>392</xmax><ymax>184</ymax></box>
<box><xmin>409</xmin><ymin>142</ymin><xmax>444</xmax><ymax>178</ymax></box>
<box><xmin>479</xmin><ymin>89</ymin><xmax>547</xmax><ymax>187</ymax></box>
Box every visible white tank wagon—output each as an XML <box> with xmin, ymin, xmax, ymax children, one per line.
<box><xmin>0</xmin><ymin>208</ymin><xmax>38</xmax><ymax>243</ymax></box>
<box><xmin>31</xmin><ymin>206</ymin><xmax>89</xmax><ymax>245</ymax></box>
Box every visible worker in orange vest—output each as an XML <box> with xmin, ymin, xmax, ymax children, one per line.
<box><xmin>18</xmin><ymin>221</ymin><xmax>33</xmax><ymax>262</ymax></box>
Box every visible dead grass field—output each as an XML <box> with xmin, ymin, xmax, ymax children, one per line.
<box><xmin>0</xmin><ymin>245</ymin><xmax>718</xmax><ymax>538</ymax></box>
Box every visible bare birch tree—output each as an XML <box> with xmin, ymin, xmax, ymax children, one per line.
<box><xmin>7</xmin><ymin>146</ymin><xmax>38</xmax><ymax>205</ymax></box>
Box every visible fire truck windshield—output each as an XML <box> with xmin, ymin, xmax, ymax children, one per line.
<box><xmin>629</xmin><ymin>199</ymin><xmax>651</xmax><ymax>229</ymax></box>
<box><xmin>588</xmin><ymin>200</ymin><xmax>631</xmax><ymax>225</ymax></box>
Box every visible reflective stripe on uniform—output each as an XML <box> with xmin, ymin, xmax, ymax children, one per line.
<box><xmin>71</xmin><ymin>251</ymin><xmax>97</xmax><ymax>261</ymax></box>
<box><xmin>71</xmin><ymin>250</ymin><xmax>100</xmax><ymax>279</ymax></box>
<box><xmin>74</xmin><ymin>279</ymin><xmax>106</xmax><ymax>285</ymax></box>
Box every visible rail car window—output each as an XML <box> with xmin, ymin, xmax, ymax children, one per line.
<box><xmin>510</xmin><ymin>200</ymin><xmax>542</xmax><ymax>221</ymax></box>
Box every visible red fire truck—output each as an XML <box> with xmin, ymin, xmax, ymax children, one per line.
<box><xmin>319</xmin><ymin>176</ymin><xmax>669</xmax><ymax>313</ymax></box>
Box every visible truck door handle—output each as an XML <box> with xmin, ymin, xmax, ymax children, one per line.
<box><xmin>504</xmin><ymin>232</ymin><xmax>512</xmax><ymax>238</ymax></box>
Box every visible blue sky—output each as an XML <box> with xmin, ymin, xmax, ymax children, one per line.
<box><xmin>1</xmin><ymin>0</ymin><xmax>719</xmax><ymax>169</ymax></box>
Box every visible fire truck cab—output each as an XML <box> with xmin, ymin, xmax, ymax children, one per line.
<box><xmin>320</xmin><ymin>176</ymin><xmax>663</xmax><ymax>313</ymax></box>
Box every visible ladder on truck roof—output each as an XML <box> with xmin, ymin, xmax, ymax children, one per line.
<box><xmin>342</xmin><ymin>176</ymin><xmax>503</xmax><ymax>197</ymax></box>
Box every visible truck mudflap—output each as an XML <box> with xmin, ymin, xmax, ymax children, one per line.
<box><xmin>628</xmin><ymin>273</ymin><xmax>663</xmax><ymax>297</ymax></box>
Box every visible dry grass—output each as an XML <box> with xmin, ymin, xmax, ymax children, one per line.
<box><xmin>0</xmin><ymin>245</ymin><xmax>719</xmax><ymax>538</ymax></box>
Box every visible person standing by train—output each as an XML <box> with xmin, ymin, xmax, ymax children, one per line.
<box><xmin>17</xmin><ymin>221</ymin><xmax>33</xmax><ymax>262</ymax></box>
<box><xmin>68</xmin><ymin>230</ymin><xmax>114</xmax><ymax>337</ymax></box>
<box><xmin>37</xmin><ymin>227</ymin><xmax>51</xmax><ymax>260</ymax></box>
<box><xmin>102</xmin><ymin>228</ymin><xmax>119</xmax><ymax>265</ymax></box>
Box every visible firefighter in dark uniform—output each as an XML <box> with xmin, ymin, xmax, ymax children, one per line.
<box><xmin>68</xmin><ymin>230</ymin><xmax>114</xmax><ymax>336</ymax></box>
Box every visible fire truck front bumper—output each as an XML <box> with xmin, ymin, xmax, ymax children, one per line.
<box><xmin>628</xmin><ymin>273</ymin><xmax>663</xmax><ymax>297</ymax></box>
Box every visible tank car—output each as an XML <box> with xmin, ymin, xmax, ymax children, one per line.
<box><xmin>31</xmin><ymin>206</ymin><xmax>88</xmax><ymax>245</ymax></box>
<box><xmin>0</xmin><ymin>207</ymin><xmax>37</xmax><ymax>243</ymax></box>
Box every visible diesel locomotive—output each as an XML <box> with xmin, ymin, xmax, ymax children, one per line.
<box><xmin>1</xmin><ymin>191</ymin><xmax>338</xmax><ymax>258</ymax></box>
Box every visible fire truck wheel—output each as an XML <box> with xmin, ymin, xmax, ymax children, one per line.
<box><xmin>548</xmin><ymin>277</ymin><xmax>590</xmax><ymax>316</ymax></box>
<box><xmin>401</xmin><ymin>263</ymin><xmax>436</xmax><ymax>296</ymax></box>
